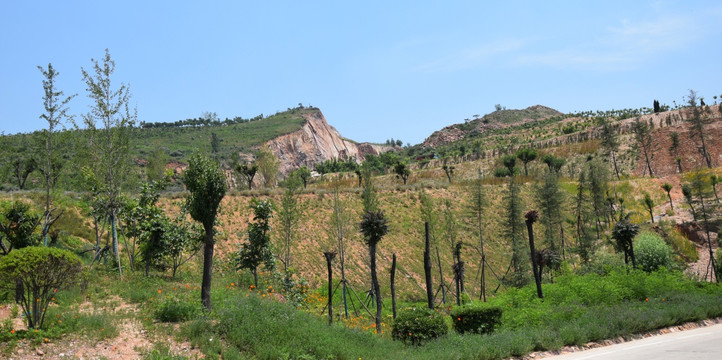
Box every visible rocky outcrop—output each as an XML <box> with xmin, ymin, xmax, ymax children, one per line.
<box><xmin>264</xmin><ymin>110</ymin><xmax>389</xmax><ymax>175</ymax></box>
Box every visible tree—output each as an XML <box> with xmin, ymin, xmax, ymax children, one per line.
<box><xmin>234</xmin><ymin>163</ymin><xmax>258</xmax><ymax>190</ymax></box>
<box><xmin>81</xmin><ymin>49</ymin><xmax>136</xmax><ymax>277</ymax></box>
<box><xmin>467</xmin><ymin>170</ymin><xmax>488</xmax><ymax>301</ymax></box>
<box><xmin>0</xmin><ymin>247</ymin><xmax>82</xmax><ymax>329</ymax></box>
<box><xmin>524</xmin><ymin>210</ymin><xmax>543</xmax><ymax>298</ymax></box>
<box><xmin>183</xmin><ymin>153</ymin><xmax>227</xmax><ymax>310</ymax></box>
<box><xmin>359</xmin><ymin>174</ymin><xmax>388</xmax><ymax>333</ymax></box>
<box><xmin>37</xmin><ymin>63</ymin><xmax>75</xmax><ymax>246</ymax></box>
<box><xmin>711</xmin><ymin>175</ymin><xmax>720</xmax><ymax>203</ymax></box>
<box><xmin>256</xmin><ymin>145</ymin><xmax>279</xmax><ymax>188</ymax></box>
<box><xmin>661</xmin><ymin>183</ymin><xmax>674</xmax><ymax>211</ymax></box>
<box><xmin>237</xmin><ymin>199</ymin><xmax>275</xmax><ymax>288</ymax></box>
<box><xmin>541</xmin><ymin>154</ymin><xmax>565</xmax><ymax>173</ymax></box>
<box><xmin>442</xmin><ymin>159</ymin><xmax>454</xmax><ymax>183</ymax></box>
<box><xmin>687</xmin><ymin>171</ymin><xmax>718</xmax><ymax>282</ymax></box>
<box><xmin>0</xmin><ymin>201</ymin><xmax>41</xmax><ymax>255</ymax></box>
<box><xmin>295</xmin><ymin>166</ymin><xmax>312</xmax><ymax>189</ymax></box>
<box><xmin>669</xmin><ymin>132</ymin><xmax>682</xmax><ymax>173</ymax></box>
<box><xmin>684</xmin><ymin>90</ymin><xmax>713</xmax><ymax>168</ymax></box>
<box><xmin>210</xmin><ymin>132</ymin><xmax>222</xmax><ymax>154</ymax></box>
<box><xmin>443</xmin><ymin>199</ymin><xmax>462</xmax><ymax>305</ymax></box>
<box><xmin>278</xmin><ymin>173</ymin><xmax>302</xmax><ymax>274</ymax></box>
<box><xmin>325</xmin><ymin>181</ymin><xmax>354</xmax><ymax>318</ymax></box>
<box><xmin>631</xmin><ymin>117</ymin><xmax>655</xmax><ymax>177</ymax></box>
<box><xmin>653</xmin><ymin>99</ymin><xmax>660</xmax><ymax>113</ymax></box>
<box><xmin>12</xmin><ymin>152</ymin><xmax>37</xmax><ymax>190</ymax></box>
<box><xmin>393</xmin><ymin>162</ymin><xmax>410</xmax><ymax>185</ymax></box>
<box><xmin>642</xmin><ymin>193</ymin><xmax>655</xmax><ymax>223</ymax></box>
<box><xmin>574</xmin><ymin>169</ymin><xmax>595</xmax><ymax>264</ymax></box>
<box><xmin>598</xmin><ymin>118</ymin><xmax>621</xmax><ymax>180</ymax></box>
<box><xmin>498</xmin><ymin>155</ymin><xmax>527</xmax><ymax>287</ymax></box>
<box><xmin>535</xmin><ymin>162</ymin><xmax>565</xmax><ymax>258</ymax></box>
<box><xmin>516</xmin><ymin>148</ymin><xmax>538</xmax><ymax>177</ymax></box>
<box><xmin>612</xmin><ymin>219</ymin><xmax>640</xmax><ymax>268</ymax></box>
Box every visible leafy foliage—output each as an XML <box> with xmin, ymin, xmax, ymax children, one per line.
<box><xmin>0</xmin><ymin>247</ymin><xmax>83</xmax><ymax>329</ymax></box>
<box><xmin>391</xmin><ymin>307</ymin><xmax>448</xmax><ymax>345</ymax></box>
<box><xmin>237</xmin><ymin>199</ymin><xmax>275</xmax><ymax>286</ymax></box>
<box><xmin>0</xmin><ymin>201</ymin><xmax>41</xmax><ymax>254</ymax></box>
<box><xmin>450</xmin><ymin>304</ymin><xmax>502</xmax><ymax>335</ymax></box>
<box><xmin>634</xmin><ymin>232</ymin><xmax>674</xmax><ymax>272</ymax></box>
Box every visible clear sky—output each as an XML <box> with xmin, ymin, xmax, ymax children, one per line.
<box><xmin>1</xmin><ymin>1</ymin><xmax>721</xmax><ymax>145</ymax></box>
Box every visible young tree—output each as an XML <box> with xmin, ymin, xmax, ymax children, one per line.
<box><xmin>37</xmin><ymin>63</ymin><xmax>75</xmax><ymax>246</ymax></box>
<box><xmin>598</xmin><ymin>118</ymin><xmax>621</xmax><ymax>180</ymax></box>
<box><xmin>574</xmin><ymin>170</ymin><xmax>595</xmax><ymax>264</ymax></box>
<box><xmin>81</xmin><ymin>49</ymin><xmax>136</xmax><ymax>277</ymax></box>
<box><xmin>393</xmin><ymin>162</ymin><xmax>410</xmax><ymax>185</ymax></box>
<box><xmin>359</xmin><ymin>173</ymin><xmax>388</xmax><ymax>333</ymax></box>
<box><xmin>669</xmin><ymin>132</ymin><xmax>682</xmax><ymax>173</ymax></box>
<box><xmin>295</xmin><ymin>166</ymin><xmax>312</xmax><ymax>189</ymax></box>
<box><xmin>0</xmin><ymin>201</ymin><xmax>41</xmax><ymax>255</ymax></box>
<box><xmin>256</xmin><ymin>145</ymin><xmax>279</xmax><ymax>188</ymax></box>
<box><xmin>516</xmin><ymin>148</ymin><xmax>538</xmax><ymax>177</ymax></box>
<box><xmin>499</xmin><ymin>155</ymin><xmax>527</xmax><ymax>287</ymax></box>
<box><xmin>535</xmin><ymin>162</ymin><xmax>565</xmax><ymax>258</ymax></box>
<box><xmin>467</xmin><ymin>170</ymin><xmax>488</xmax><ymax>301</ymax></box>
<box><xmin>687</xmin><ymin>171</ymin><xmax>718</xmax><ymax>282</ymax></box>
<box><xmin>238</xmin><ymin>199</ymin><xmax>275</xmax><ymax>288</ymax></box>
<box><xmin>631</xmin><ymin>117</ymin><xmax>655</xmax><ymax>177</ymax></box>
<box><xmin>326</xmin><ymin>181</ymin><xmax>354</xmax><ymax>318</ymax></box>
<box><xmin>642</xmin><ymin>193</ymin><xmax>655</xmax><ymax>223</ymax></box>
<box><xmin>183</xmin><ymin>153</ymin><xmax>227</xmax><ymax>310</ymax></box>
<box><xmin>442</xmin><ymin>158</ymin><xmax>454</xmax><ymax>184</ymax></box>
<box><xmin>0</xmin><ymin>247</ymin><xmax>82</xmax><ymax>329</ymax></box>
<box><xmin>210</xmin><ymin>132</ymin><xmax>222</xmax><ymax>154</ymax></box>
<box><xmin>443</xmin><ymin>199</ymin><xmax>462</xmax><ymax>305</ymax></box>
<box><xmin>661</xmin><ymin>183</ymin><xmax>674</xmax><ymax>210</ymax></box>
<box><xmin>711</xmin><ymin>175</ymin><xmax>720</xmax><ymax>203</ymax></box>
<box><xmin>234</xmin><ymin>163</ymin><xmax>258</xmax><ymax>190</ymax></box>
<box><xmin>541</xmin><ymin>154</ymin><xmax>565</xmax><ymax>174</ymax></box>
<box><xmin>278</xmin><ymin>173</ymin><xmax>302</xmax><ymax>275</ymax></box>
<box><xmin>684</xmin><ymin>90</ymin><xmax>713</xmax><ymax>168</ymax></box>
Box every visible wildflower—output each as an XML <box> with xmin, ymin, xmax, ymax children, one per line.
<box><xmin>10</xmin><ymin>330</ymin><xmax>15</xmax><ymax>334</ymax></box>
<box><xmin>231</xmin><ymin>282</ymin><xmax>235</xmax><ymax>286</ymax></box>
<box><xmin>457</xmin><ymin>317</ymin><xmax>461</xmax><ymax>321</ymax></box>
<box><xmin>51</xmin><ymin>297</ymin><xmax>55</xmax><ymax>301</ymax></box>
<box><xmin>645</xmin><ymin>298</ymin><xmax>649</xmax><ymax>302</ymax></box>
<box><xmin>158</xmin><ymin>289</ymin><xmax>162</xmax><ymax>294</ymax></box>
<box><xmin>44</xmin><ymin>338</ymin><xmax>48</xmax><ymax>342</ymax></box>
<box><xmin>35</xmin><ymin>329</ymin><xmax>39</xmax><ymax>333</ymax></box>
<box><xmin>194</xmin><ymin>286</ymin><xmax>198</xmax><ymax>290</ymax></box>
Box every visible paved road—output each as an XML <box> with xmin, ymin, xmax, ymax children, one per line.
<box><xmin>546</xmin><ymin>323</ymin><xmax>722</xmax><ymax>360</ymax></box>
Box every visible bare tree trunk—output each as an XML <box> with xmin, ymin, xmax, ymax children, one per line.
<box><xmin>324</xmin><ymin>251</ymin><xmax>336</xmax><ymax>325</ymax></box>
<box><xmin>369</xmin><ymin>243</ymin><xmax>382</xmax><ymax>333</ymax></box>
<box><xmin>201</xmin><ymin>225</ymin><xmax>215</xmax><ymax>311</ymax></box>
<box><xmin>390</xmin><ymin>253</ymin><xmax>397</xmax><ymax>319</ymax></box>
<box><xmin>526</xmin><ymin>212</ymin><xmax>543</xmax><ymax>299</ymax></box>
<box><xmin>424</xmin><ymin>222</ymin><xmax>434</xmax><ymax>309</ymax></box>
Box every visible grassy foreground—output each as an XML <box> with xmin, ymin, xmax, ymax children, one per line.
<box><xmin>4</xmin><ymin>265</ymin><xmax>717</xmax><ymax>360</ymax></box>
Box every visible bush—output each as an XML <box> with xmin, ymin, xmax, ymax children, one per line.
<box><xmin>392</xmin><ymin>307</ymin><xmax>448</xmax><ymax>345</ymax></box>
<box><xmin>0</xmin><ymin>246</ymin><xmax>83</xmax><ymax>329</ymax></box>
<box><xmin>450</xmin><ymin>304</ymin><xmax>503</xmax><ymax>335</ymax></box>
<box><xmin>154</xmin><ymin>298</ymin><xmax>200</xmax><ymax>322</ymax></box>
<box><xmin>634</xmin><ymin>232</ymin><xmax>673</xmax><ymax>272</ymax></box>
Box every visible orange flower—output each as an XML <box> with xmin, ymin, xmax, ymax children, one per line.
<box><xmin>51</xmin><ymin>297</ymin><xmax>55</xmax><ymax>301</ymax></box>
<box><xmin>231</xmin><ymin>282</ymin><xmax>235</xmax><ymax>286</ymax></box>
<box><xmin>194</xmin><ymin>286</ymin><xmax>198</xmax><ymax>290</ymax></box>
<box><xmin>44</xmin><ymin>338</ymin><xmax>48</xmax><ymax>342</ymax></box>
<box><xmin>158</xmin><ymin>289</ymin><xmax>162</xmax><ymax>294</ymax></box>
<box><xmin>457</xmin><ymin>317</ymin><xmax>461</xmax><ymax>321</ymax></box>
<box><xmin>10</xmin><ymin>330</ymin><xmax>15</xmax><ymax>334</ymax></box>
<box><xmin>645</xmin><ymin>298</ymin><xmax>649</xmax><ymax>302</ymax></box>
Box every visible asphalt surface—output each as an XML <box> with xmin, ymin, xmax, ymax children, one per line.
<box><xmin>545</xmin><ymin>323</ymin><xmax>722</xmax><ymax>360</ymax></box>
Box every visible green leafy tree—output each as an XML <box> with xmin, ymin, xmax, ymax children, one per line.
<box><xmin>234</xmin><ymin>163</ymin><xmax>258</xmax><ymax>190</ymax></box>
<box><xmin>541</xmin><ymin>154</ymin><xmax>565</xmax><ymax>173</ymax></box>
<box><xmin>393</xmin><ymin>162</ymin><xmax>410</xmax><ymax>185</ymax></box>
<box><xmin>37</xmin><ymin>63</ymin><xmax>75</xmax><ymax>246</ymax></box>
<box><xmin>210</xmin><ymin>132</ymin><xmax>222</xmax><ymax>154</ymax></box>
<box><xmin>442</xmin><ymin>158</ymin><xmax>455</xmax><ymax>184</ymax></box>
<box><xmin>183</xmin><ymin>153</ymin><xmax>227</xmax><ymax>310</ymax></box>
<box><xmin>295</xmin><ymin>166</ymin><xmax>312</xmax><ymax>189</ymax></box>
<box><xmin>612</xmin><ymin>219</ymin><xmax>640</xmax><ymax>268</ymax></box>
<box><xmin>0</xmin><ymin>201</ymin><xmax>41</xmax><ymax>255</ymax></box>
<box><xmin>256</xmin><ymin>145</ymin><xmax>279</xmax><ymax>188</ymax></box>
<box><xmin>164</xmin><ymin>207</ymin><xmax>203</xmax><ymax>278</ymax></box>
<box><xmin>535</xmin><ymin>163</ymin><xmax>565</xmax><ymax>258</ymax></box>
<box><xmin>0</xmin><ymin>247</ymin><xmax>83</xmax><ymax>329</ymax></box>
<box><xmin>237</xmin><ymin>199</ymin><xmax>275</xmax><ymax>288</ymax></box>
<box><xmin>81</xmin><ymin>49</ymin><xmax>136</xmax><ymax>277</ymax></box>
<box><xmin>515</xmin><ymin>148</ymin><xmax>538</xmax><ymax>176</ymax></box>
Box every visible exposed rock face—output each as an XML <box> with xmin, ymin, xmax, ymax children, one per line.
<box><xmin>265</xmin><ymin>110</ymin><xmax>388</xmax><ymax>175</ymax></box>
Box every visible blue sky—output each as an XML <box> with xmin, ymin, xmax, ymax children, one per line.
<box><xmin>1</xmin><ymin>1</ymin><xmax>721</xmax><ymax>145</ymax></box>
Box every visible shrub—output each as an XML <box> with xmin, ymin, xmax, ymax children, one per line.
<box><xmin>0</xmin><ymin>246</ymin><xmax>83</xmax><ymax>329</ymax></box>
<box><xmin>634</xmin><ymin>232</ymin><xmax>673</xmax><ymax>272</ymax></box>
<box><xmin>392</xmin><ymin>307</ymin><xmax>448</xmax><ymax>345</ymax></box>
<box><xmin>154</xmin><ymin>298</ymin><xmax>200</xmax><ymax>322</ymax></box>
<box><xmin>450</xmin><ymin>304</ymin><xmax>503</xmax><ymax>335</ymax></box>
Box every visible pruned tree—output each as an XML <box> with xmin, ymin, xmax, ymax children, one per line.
<box><xmin>36</xmin><ymin>63</ymin><xmax>75</xmax><ymax>246</ymax></box>
<box><xmin>442</xmin><ymin>158</ymin><xmax>454</xmax><ymax>184</ymax></box>
<box><xmin>359</xmin><ymin>174</ymin><xmax>388</xmax><ymax>333</ymax></box>
<box><xmin>612</xmin><ymin>219</ymin><xmax>640</xmax><ymax>268</ymax></box>
<box><xmin>234</xmin><ymin>163</ymin><xmax>258</xmax><ymax>190</ymax></box>
<box><xmin>541</xmin><ymin>154</ymin><xmax>565</xmax><ymax>174</ymax></box>
<box><xmin>238</xmin><ymin>199</ymin><xmax>275</xmax><ymax>288</ymax></box>
<box><xmin>683</xmin><ymin>90</ymin><xmax>713</xmax><ymax>168</ymax></box>
<box><xmin>516</xmin><ymin>148</ymin><xmax>538</xmax><ymax>177</ymax></box>
<box><xmin>325</xmin><ymin>181</ymin><xmax>354</xmax><ymax>318</ymax></box>
<box><xmin>642</xmin><ymin>193</ymin><xmax>655</xmax><ymax>223</ymax></box>
<box><xmin>183</xmin><ymin>153</ymin><xmax>227</xmax><ymax>310</ymax></box>
<box><xmin>81</xmin><ymin>49</ymin><xmax>136</xmax><ymax>278</ymax></box>
<box><xmin>524</xmin><ymin>210</ymin><xmax>542</xmax><ymax>298</ymax></box>
<box><xmin>296</xmin><ymin>166</ymin><xmax>312</xmax><ymax>189</ymax></box>
<box><xmin>467</xmin><ymin>169</ymin><xmax>488</xmax><ymax>301</ymax></box>
<box><xmin>661</xmin><ymin>183</ymin><xmax>674</xmax><ymax>211</ymax></box>
<box><xmin>278</xmin><ymin>172</ymin><xmax>302</xmax><ymax>275</ymax></box>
